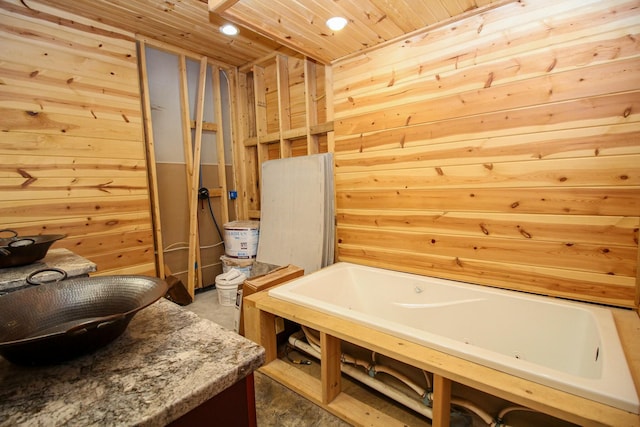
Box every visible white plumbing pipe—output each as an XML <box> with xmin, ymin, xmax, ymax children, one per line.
<box><xmin>300</xmin><ymin>325</ymin><xmax>323</xmax><ymax>353</ymax></box>
<box><xmin>340</xmin><ymin>353</ymin><xmax>370</xmax><ymax>370</ymax></box>
<box><xmin>304</xmin><ymin>327</ymin><xmax>428</xmax><ymax>398</ymax></box>
<box><xmin>288</xmin><ymin>333</ymin><xmax>437</xmax><ymax>420</ymax></box>
<box><xmin>291</xmin><ymin>330</ymin><xmax>516</xmax><ymax>427</ymax></box>
<box><xmin>370</xmin><ymin>351</ymin><xmax>429</xmax><ymax>397</ymax></box>
<box><xmin>422</xmin><ymin>369</ymin><xmax>432</xmax><ymax>390</ymax></box>
<box><xmin>372</xmin><ymin>364</ymin><xmax>427</xmax><ymax>398</ymax></box>
<box><xmin>498</xmin><ymin>406</ymin><xmax>538</xmax><ymax>420</ymax></box>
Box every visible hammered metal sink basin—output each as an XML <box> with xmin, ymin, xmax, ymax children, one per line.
<box><xmin>0</xmin><ymin>229</ymin><xmax>66</xmax><ymax>268</ymax></box>
<box><xmin>0</xmin><ymin>275</ymin><xmax>168</xmax><ymax>365</ymax></box>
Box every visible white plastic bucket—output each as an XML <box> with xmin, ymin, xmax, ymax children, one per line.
<box><xmin>215</xmin><ymin>269</ymin><xmax>247</xmax><ymax>307</ymax></box>
<box><xmin>223</xmin><ymin>220</ymin><xmax>260</xmax><ymax>259</ymax></box>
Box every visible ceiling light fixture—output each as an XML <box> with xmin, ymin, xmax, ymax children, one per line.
<box><xmin>220</xmin><ymin>23</ymin><xmax>239</xmax><ymax>36</ymax></box>
<box><xmin>326</xmin><ymin>16</ymin><xmax>347</xmax><ymax>31</ymax></box>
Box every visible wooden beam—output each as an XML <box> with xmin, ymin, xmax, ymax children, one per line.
<box><xmin>304</xmin><ymin>58</ymin><xmax>319</xmax><ymax>154</ymax></box>
<box><xmin>242</xmin><ymin>122</ymin><xmax>334</xmax><ymax>146</ymax></box>
<box><xmin>253</xmin><ymin>65</ymin><xmax>269</xmax><ymax>192</ymax></box>
<box><xmin>243</xmin><ymin>297</ymin><xmax>277</xmax><ymax>362</ymax></box>
<box><xmin>320</xmin><ymin>332</ymin><xmax>342</xmax><ymax>404</ymax></box>
<box><xmin>190</xmin><ymin>120</ymin><xmax>218</xmax><ymax>132</ymax></box>
<box><xmin>137</xmin><ymin>40</ymin><xmax>164</xmax><ymax>279</ymax></box>
<box><xmin>185</xmin><ymin>56</ymin><xmax>208</xmax><ymax>296</ymax></box>
<box><xmin>212</xmin><ymin>65</ymin><xmax>230</xmax><ymax>225</ymax></box>
<box><xmin>207</xmin><ymin>0</ymin><xmax>239</xmax><ymax>13</ymax></box>
<box><xmin>325</xmin><ymin>65</ymin><xmax>335</xmax><ymax>153</ymax></box>
<box><xmin>276</xmin><ymin>55</ymin><xmax>292</xmax><ymax>158</ymax></box>
<box><xmin>178</xmin><ymin>55</ymin><xmax>198</xmax><ymax>295</ymax></box>
<box><xmin>230</xmin><ymin>69</ymin><xmax>248</xmax><ymax>220</ymax></box>
<box><xmin>432</xmin><ymin>375</ymin><xmax>451</xmax><ymax>427</ymax></box>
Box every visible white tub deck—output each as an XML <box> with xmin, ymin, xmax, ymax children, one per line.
<box><xmin>269</xmin><ymin>262</ymin><xmax>640</xmax><ymax>414</ymax></box>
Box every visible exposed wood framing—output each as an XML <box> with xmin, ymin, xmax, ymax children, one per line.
<box><xmin>252</xmin><ymin>65</ymin><xmax>269</xmax><ymax>202</ymax></box>
<box><xmin>276</xmin><ymin>55</ymin><xmax>292</xmax><ymax>158</ymax></box>
<box><xmin>236</xmin><ymin>54</ymin><xmax>333</xmax><ymax>219</ymax></box>
<box><xmin>138</xmin><ymin>39</ymin><xmax>165</xmax><ymax>279</ymax></box>
<box><xmin>185</xmin><ymin>56</ymin><xmax>208</xmax><ymax>296</ymax></box>
<box><xmin>432</xmin><ymin>375</ymin><xmax>451</xmax><ymax>427</ymax></box>
<box><xmin>207</xmin><ymin>0</ymin><xmax>239</xmax><ymax>13</ymax></box>
<box><xmin>212</xmin><ymin>65</ymin><xmax>230</xmax><ymax>225</ymax></box>
<box><xmin>304</xmin><ymin>58</ymin><xmax>319</xmax><ymax>154</ymax></box>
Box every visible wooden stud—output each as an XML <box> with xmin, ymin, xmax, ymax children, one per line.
<box><xmin>182</xmin><ymin>56</ymin><xmax>208</xmax><ymax>296</ymax></box>
<box><xmin>320</xmin><ymin>332</ymin><xmax>342</xmax><ymax>404</ymax></box>
<box><xmin>231</xmin><ymin>69</ymin><xmax>249</xmax><ymax>220</ymax></box>
<box><xmin>324</xmin><ymin>65</ymin><xmax>335</xmax><ymax>153</ymax></box>
<box><xmin>253</xmin><ymin>65</ymin><xmax>269</xmax><ymax>201</ymax></box>
<box><xmin>304</xmin><ymin>58</ymin><xmax>319</xmax><ymax>154</ymax></box>
<box><xmin>243</xmin><ymin>297</ymin><xmax>277</xmax><ymax>362</ymax></box>
<box><xmin>212</xmin><ymin>65</ymin><xmax>230</xmax><ymax>225</ymax></box>
<box><xmin>137</xmin><ymin>40</ymin><xmax>164</xmax><ymax>279</ymax></box>
<box><xmin>178</xmin><ymin>54</ymin><xmax>196</xmax><ymax>292</ymax></box>
<box><xmin>191</xmin><ymin>56</ymin><xmax>208</xmax><ymax>291</ymax></box>
<box><xmin>276</xmin><ymin>55</ymin><xmax>292</xmax><ymax>158</ymax></box>
<box><xmin>432</xmin><ymin>374</ymin><xmax>452</xmax><ymax>427</ymax></box>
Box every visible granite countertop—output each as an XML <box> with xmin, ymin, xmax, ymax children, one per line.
<box><xmin>0</xmin><ymin>248</ymin><xmax>97</xmax><ymax>294</ymax></box>
<box><xmin>0</xmin><ymin>298</ymin><xmax>265</xmax><ymax>426</ymax></box>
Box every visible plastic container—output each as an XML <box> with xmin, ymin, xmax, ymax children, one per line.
<box><xmin>215</xmin><ymin>269</ymin><xmax>247</xmax><ymax>307</ymax></box>
<box><xmin>223</xmin><ymin>220</ymin><xmax>259</xmax><ymax>258</ymax></box>
<box><xmin>220</xmin><ymin>255</ymin><xmax>253</xmax><ymax>277</ymax></box>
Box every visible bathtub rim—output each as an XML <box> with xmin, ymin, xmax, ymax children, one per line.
<box><xmin>268</xmin><ymin>261</ymin><xmax>640</xmax><ymax>414</ymax></box>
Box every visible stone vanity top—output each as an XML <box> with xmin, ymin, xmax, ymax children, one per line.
<box><xmin>0</xmin><ymin>298</ymin><xmax>265</xmax><ymax>426</ymax></box>
<box><xmin>0</xmin><ymin>248</ymin><xmax>97</xmax><ymax>294</ymax></box>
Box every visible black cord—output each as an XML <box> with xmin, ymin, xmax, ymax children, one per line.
<box><xmin>206</xmin><ymin>193</ymin><xmax>224</xmax><ymax>245</ymax></box>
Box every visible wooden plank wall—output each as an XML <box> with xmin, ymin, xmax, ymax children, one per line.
<box><xmin>0</xmin><ymin>0</ymin><xmax>156</xmax><ymax>276</ymax></box>
<box><xmin>332</xmin><ymin>0</ymin><xmax>640</xmax><ymax>308</ymax></box>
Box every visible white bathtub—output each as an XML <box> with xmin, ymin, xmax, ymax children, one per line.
<box><xmin>269</xmin><ymin>262</ymin><xmax>639</xmax><ymax>413</ymax></box>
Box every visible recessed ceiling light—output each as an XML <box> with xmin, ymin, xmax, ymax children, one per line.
<box><xmin>326</xmin><ymin>16</ymin><xmax>347</xmax><ymax>31</ymax></box>
<box><xmin>220</xmin><ymin>23</ymin><xmax>239</xmax><ymax>36</ymax></box>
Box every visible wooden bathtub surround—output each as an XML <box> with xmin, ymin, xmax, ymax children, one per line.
<box><xmin>244</xmin><ymin>290</ymin><xmax>640</xmax><ymax>427</ymax></box>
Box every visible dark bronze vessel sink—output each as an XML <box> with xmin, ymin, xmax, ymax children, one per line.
<box><xmin>0</xmin><ymin>275</ymin><xmax>168</xmax><ymax>365</ymax></box>
<box><xmin>0</xmin><ymin>229</ymin><xmax>66</xmax><ymax>268</ymax></box>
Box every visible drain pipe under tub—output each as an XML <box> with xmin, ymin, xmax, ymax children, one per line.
<box><xmin>288</xmin><ymin>331</ymin><xmax>438</xmax><ymax>420</ymax></box>
<box><xmin>289</xmin><ymin>330</ymin><xmax>514</xmax><ymax>427</ymax></box>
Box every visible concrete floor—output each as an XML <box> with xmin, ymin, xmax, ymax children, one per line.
<box><xmin>183</xmin><ymin>287</ymin><xmax>350</xmax><ymax>427</ymax></box>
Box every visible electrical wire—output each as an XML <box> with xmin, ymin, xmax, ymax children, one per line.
<box><xmin>169</xmin><ymin>261</ymin><xmax>222</xmax><ymax>276</ymax></box>
<box><xmin>205</xmin><ymin>194</ymin><xmax>224</xmax><ymax>244</ymax></box>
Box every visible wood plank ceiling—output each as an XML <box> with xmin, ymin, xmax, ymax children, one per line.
<box><xmin>210</xmin><ymin>0</ymin><xmax>507</xmax><ymax>64</ymax></box>
<box><xmin>31</xmin><ymin>0</ymin><xmax>505</xmax><ymax>67</ymax></box>
<box><xmin>29</xmin><ymin>0</ymin><xmax>284</xmax><ymax>66</ymax></box>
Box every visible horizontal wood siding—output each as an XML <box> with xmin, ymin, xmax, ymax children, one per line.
<box><xmin>0</xmin><ymin>0</ymin><xmax>156</xmax><ymax>276</ymax></box>
<box><xmin>332</xmin><ymin>0</ymin><xmax>640</xmax><ymax>308</ymax></box>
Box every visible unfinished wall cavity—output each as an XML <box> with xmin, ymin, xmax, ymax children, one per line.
<box><xmin>141</xmin><ymin>44</ymin><xmax>235</xmax><ymax>293</ymax></box>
